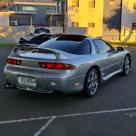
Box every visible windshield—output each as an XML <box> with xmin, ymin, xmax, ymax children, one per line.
<box><xmin>34</xmin><ymin>28</ymin><xmax>50</xmax><ymax>34</ymax></box>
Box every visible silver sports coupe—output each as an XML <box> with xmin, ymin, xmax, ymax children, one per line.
<box><xmin>4</xmin><ymin>34</ymin><xmax>131</xmax><ymax>97</ymax></box>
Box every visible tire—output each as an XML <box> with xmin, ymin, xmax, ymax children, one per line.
<box><xmin>4</xmin><ymin>83</ymin><xmax>11</xmax><ymax>89</ymax></box>
<box><xmin>4</xmin><ymin>83</ymin><xmax>15</xmax><ymax>89</ymax></box>
<box><xmin>83</xmin><ymin>68</ymin><xmax>99</xmax><ymax>97</ymax></box>
<box><xmin>122</xmin><ymin>55</ymin><xmax>131</xmax><ymax>76</ymax></box>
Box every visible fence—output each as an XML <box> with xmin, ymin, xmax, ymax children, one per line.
<box><xmin>0</xmin><ymin>26</ymin><xmax>136</xmax><ymax>43</ymax></box>
<box><xmin>0</xmin><ymin>26</ymin><xmax>63</xmax><ymax>43</ymax></box>
<box><xmin>103</xmin><ymin>35</ymin><xmax>136</xmax><ymax>42</ymax></box>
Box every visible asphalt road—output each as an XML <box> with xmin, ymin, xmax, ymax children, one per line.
<box><xmin>0</xmin><ymin>47</ymin><xmax>136</xmax><ymax>136</ymax></box>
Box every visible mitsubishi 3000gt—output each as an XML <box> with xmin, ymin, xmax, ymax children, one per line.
<box><xmin>4</xmin><ymin>34</ymin><xmax>131</xmax><ymax>97</ymax></box>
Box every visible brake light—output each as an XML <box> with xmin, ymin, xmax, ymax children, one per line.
<box><xmin>39</xmin><ymin>62</ymin><xmax>76</xmax><ymax>70</ymax></box>
<box><xmin>7</xmin><ymin>58</ymin><xmax>22</xmax><ymax>65</ymax></box>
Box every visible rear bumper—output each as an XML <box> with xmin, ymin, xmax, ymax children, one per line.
<box><xmin>4</xmin><ymin>66</ymin><xmax>85</xmax><ymax>93</ymax></box>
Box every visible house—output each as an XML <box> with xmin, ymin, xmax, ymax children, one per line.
<box><xmin>66</xmin><ymin>0</ymin><xmax>104</xmax><ymax>37</ymax></box>
<box><xmin>0</xmin><ymin>0</ymin><xmax>63</xmax><ymax>27</ymax></box>
<box><xmin>66</xmin><ymin>0</ymin><xmax>136</xmax><ymax>42</ymax></box>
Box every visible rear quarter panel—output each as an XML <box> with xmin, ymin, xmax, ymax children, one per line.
<box><xmin>70</xmin><ymin>49</ymin><xmax>131</xmax><ymax>80</ymax></box>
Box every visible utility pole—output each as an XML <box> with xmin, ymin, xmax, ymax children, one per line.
<box><xmin>61</xmin><ymin>0</ymin><xmax>65</xmax><ymax>33</ymax></box>
<box><xmin>62</xmin><ymin>0</ymin><xmax>67</xmax><ymax>33</ymax></box>
<box><xmin>120</xmin><ymin>0</ymin><xmax>123</xmax><ymax>41</ymax></box>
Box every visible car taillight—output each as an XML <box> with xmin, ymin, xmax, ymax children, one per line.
<box><xmin>7</xmin><ymin>58</ymin><xmax>22</xmax><ymax>65</ymax></box>
<box><xmin>39</xmin><ymin>62</ymin><xmax>76</xmax><ymax>70</ymax></box>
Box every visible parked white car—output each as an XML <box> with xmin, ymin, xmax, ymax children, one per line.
<box><xmin>32</xmin><ymin>27</ymin><xmax>52</xmax><ymax>36</ymax></box>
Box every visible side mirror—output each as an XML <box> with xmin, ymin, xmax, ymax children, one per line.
<box><xmin>117</xmin><ymin>47</ymin><xmax>124</xmax><ymax>52</ymax></box>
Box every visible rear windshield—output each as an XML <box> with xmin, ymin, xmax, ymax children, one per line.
<box><xmin>31</xmin><ymin>34</ymin><xmax>51</xmax><ymax>41</ymax></box>
<box><xmin>39</xmin><ymin>38</ymin><xmax>91</xmax><ymax>55</ymax></box>
<box><xmin>34</xmin><ymin>28</ymin><xmax>50</xmax><ymax>34</ymax></box>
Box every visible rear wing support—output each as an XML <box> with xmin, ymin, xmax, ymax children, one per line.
<box><xmin>11</xmin><ymin>46</ymin><xmax>60</xmax><ymax>60</ymax></box>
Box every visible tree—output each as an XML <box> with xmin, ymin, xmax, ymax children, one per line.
<box><xmin>0</xmin><ymin>0</ymin><xmax>8</xmax><ymax>11</ymax></box>
<box><xmin>103</xmin><ymin>7</ymin><xmax>122</xmax><ymax>31</ymax></box>
<box><xmin>0</xmin><ymin>0</ymin><xmax>13</xmax><ymax>11</ymax></box>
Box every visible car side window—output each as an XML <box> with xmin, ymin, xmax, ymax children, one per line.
<box><xmin>34</xmin><ymin>29</ymin><xmax>40</xmax><ymax>34</ymax></box>
<box><xmin>93</xmin><ymin>39</ymin><xmax>113</xmax><ymax>54</ymax></box>
<box><xmin>78</xmin><ymin>40</ymin><xmax>92</xmax><ymax>55</ymax></box>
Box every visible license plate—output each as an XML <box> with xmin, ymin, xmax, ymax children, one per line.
<box><xmin>18</xmin><ymin>76</ymin><xmax>36</xmax><ymax>87</ymax></box>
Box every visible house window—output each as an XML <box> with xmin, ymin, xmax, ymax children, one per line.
<box><xmin>46</xmin><ymin>6</ymin><xmax>56</xmax><ymax>13</ymax></box>
<box><xmin>134</xmin><ymin>3</ymin><xmax>136</xmax><ymax>9</ymax></box>
<box><xmin>132</xmin><ymin>23</ymin><xmax>136</xmax><ymax>30</ymax></box>
<box><xmin>88</xmin><ymin>0</ymin><xmax>95</xmax><ymax>8</ymax></box>
<box><xmin>22</xmin><ymin>6</ymin><xmax>37</xmax><ymax>11</ymax></box>
<box><xmin>110</xmin><ymin>0</ymin><xmax>115</xmax><ymax>5</ymax></box>
<box><xmin>72</xmin><ymin>22</ymin><xmax>79</xmax><ymax>27</ymax></box>
<box><xmin>88</xmin><ymin>22</ymin><xmax>95</xmax><ymax>28</ymax></box>
<box><xmin>72</xmin><ymin>0</ymin><xmax>79</xmax><ymax>7</ymax></box>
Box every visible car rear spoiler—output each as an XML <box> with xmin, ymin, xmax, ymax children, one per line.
<box><xmin>11</xmin><ymin>46</ymin><xmax>60</xmax><ymax>59</ymax></box>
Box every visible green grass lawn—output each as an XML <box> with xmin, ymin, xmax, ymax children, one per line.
<box><xmin>0</xmin><ymin>43</ymin><xmax>16</xmax><ymax>48</ymax></box>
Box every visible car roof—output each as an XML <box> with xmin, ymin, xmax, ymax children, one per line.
<box><xmin>34</xmin><ymin>27</ymin><xmax>51</xmax><ymax>30</ymax></box>
<box><xmin>55</xmin><ymin>34</ymin><xmax>102</xmax><ymax>41</ymax></box>
<box><xmin>37</xmin><ymin>33</ymin><xmax>102</xmax><ymax>42</ymax></box>
<box><xmin>56</xmin><ymin>34</ymin><xmax>88</xmax><ymax>42</ymax></box>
